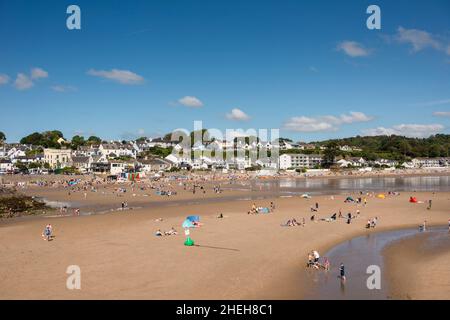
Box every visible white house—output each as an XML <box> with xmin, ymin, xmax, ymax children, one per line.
<box><xmin>72</xmin><ymin>156</ymin><xmax>94</xmax><ymax>173</ymax></box>
<box><xmin>43</xmin><ymin>148</ymin><xmax>73</xmax><ymax>169</ymax></box>
<box><xmin>411</xmin><ymin>158</ymin><xmax>441</xmax><ymax>168</ymax></box>
<box><xmin>138</xmin><ymin>158</ymin><xmax>171</xmax><ymax>172</ymax></box>
<box><xmin>279</xmin><ymin>153</ymin><xmax>323</xmax><ymax>170</ymax></box>
<box><xmin>109</xmin><ymin>160</ymin><xmax>136</xmax><ymax>175</ymax></box>
<box><xmin>99</xmin><ymin>143</ymin><xmax>136</xmax><ymax>159</ymax></box>
<box><xmin>6</xmin><ymin>147</ymin><xmax>27</xmax><ymax>160</ymax></box>
<box><xmin>0</xmin><ymin>159</ymin><xmax>13</xmax><ymax>173</ymax></box>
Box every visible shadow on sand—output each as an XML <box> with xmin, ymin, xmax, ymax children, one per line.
<box><xmin>194</xmin><ymin>244</ymin><xmax>240</xmax><ymax>252</ymax></box>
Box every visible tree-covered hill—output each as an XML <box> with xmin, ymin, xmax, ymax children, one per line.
<box><xmin>312</xmin><ymin>134</ymin><xmax>450</xmax><ymax>160</ymax></box>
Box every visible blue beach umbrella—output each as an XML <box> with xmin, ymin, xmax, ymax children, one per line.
<box><xmin>187</xmin><ymin>215</ymin><xmax>200</xmax><ymax>223</ymax></box>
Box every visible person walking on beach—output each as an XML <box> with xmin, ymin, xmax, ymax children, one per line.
<box><xmin>339</xmin><ymin>263</ymin><xmax>346</xmax><ymax>282</ymax></box>
<box><xmin>42</xmin><ymin>224</ymin><xmax>53</xmax><ymax>241</ymax></box>
<box><xmin>419</xmin><ymin>220</ymin><xmax>427</xmax><ymax>232</ymax></box>
<box><xmin>427</xmin><ymin>199</ymin><xmax>432</xmax><ymax>210</ymax></box>
<box><xmin>315</xmin><ymin>202</ymin><xmax>319</xmax><ymax>210</ymax></box>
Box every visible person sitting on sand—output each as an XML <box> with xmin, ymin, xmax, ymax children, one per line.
<box><xmin>366</xmin><ymin>219</ymin><xmax>371</xmax><ymax>229</ymax></box>
<box><xmin>331</xmin><ymin>213</ymin><xmax>337</xmax><ymax>221</ymax></box>
<box><xmin>292</xmin><ymin>218</ymin><xmax>300</xmax><ymax>226</ymax></box>
<box><xmin>270</xmin><ymin>202</ymin><xmax>275</xmax><ymax>212</ymax></box>
<box><xmin>310</xmin><ymin>214</ymin><xmax>315</xmax><ymax>221</ymax></box>
<box><xmin>217</xmin><ymin>213</ymin><xmax>224</xmax><ymax>219</ymax></box>
<box><xmin>371</xmin><ymin>217</ymin><xmax>378</xmax><ymax>228</ymax></box>
<box><xmin>313</xmin><ymin>250</ymin><xmax>320</xmax><ymax>263</ymax></box>
<box><xmin>165</xmin><ymin>227</ymin><xmax>178</xmax><ymax>236</ymax></box>
<box><xmin>307</xmin><ymin>252</ymin><xmax>315</xmax><ymax>268</ymax></box>
<box><xmin>310</xmin><ymin>206</ymin><xmax>318</xmax><ymax>212</ymax></box>
<box><xmin>155</xmin><ymin>229</ymin><xmax>163</xmax><ymax>236</ymax></box>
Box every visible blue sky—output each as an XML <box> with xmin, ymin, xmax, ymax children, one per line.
<box><xmin>1</xmin><ymin>0</ymin><xmax>450</xmax><ymax>142</ymax></box>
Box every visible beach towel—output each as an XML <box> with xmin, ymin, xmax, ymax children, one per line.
<box><xmin>259</xmin><ymin>207</ymin><xmax>270</xmax><ymax>214</ymax></box>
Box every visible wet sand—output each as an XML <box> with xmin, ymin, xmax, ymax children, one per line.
<box><xmin>303</xmin><ymin>227</ymin><xmax>449</xmax><ymax>300</ymax></box>
<box><xmin>383</xmin><ymin>227</ymin><xmax>450</xmax><ymax>300</ymax></box>
<box><xmin>1</xmin><ymin>176</ymin><xmax>449</xmax><ymax>299</ymax></box>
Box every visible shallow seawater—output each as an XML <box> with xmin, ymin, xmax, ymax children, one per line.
<box><xmin>303</xmin><ymin>227</ymin><xmax>448</xmax><ymax>300</ymax></box>
<box><xmin>243</xmin><ymin>175</ymin><xmax>450</xmax><ymax>196</ymax></box>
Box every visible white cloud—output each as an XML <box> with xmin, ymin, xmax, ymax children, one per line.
<box><xmin>226</xmin><ymin>108</ymin><xmax>250</xmax><ymax>121</ymax></box>
<box><xmin>284</xmin><ymin>117</ymin><xmax>334</xmax><ymax>132</ymax></box>
<box><xmin>284</xmin><ymin>112</ymin><xmax>373</xmax><ymax>132</ymax></box>
<box><xmin>87</xmin><ymin>69</ymin><xmax>145</xmax><ymax>85</ymax></box>
<box><xmin>363</xmin><ymin>124</ymin><xmax>444</xmax><ymax>138</ymax></box>
<box><xmin>178</xmin><ymin>96</ymin><xmax>204</xmax><ymax>108</ymax></box>
<box><xmin>31</xmin><ymin>67</ymin><xmax>48</xmax><ymax>79</ymax></box>
<box><xmin>0</xmin><ymin>74</ymin><xmax>10</xmax><ymax>85</ymax></box>
<box><xmin>337</xmin><ymin>41</ymin><xmax>370</xmax><ymax>57</ymax></box>
<box><xmin>395</xmin><ymin>27</ymin><xmax>442</xmax><ymax>52</ymax></box>
<box><xmin>433</xmin><ymin>111</ymin><xmax>450</xmax><ymax>117</ymax></box>
<box><xmin>51</xmin><ymin>85</ymin><xmax>77</xmax><ymax>92</ymax></box>
<box><xmin>14</xmin><ymin>73</ymin><xmax>34</xmax><ymax>90</ymax></box>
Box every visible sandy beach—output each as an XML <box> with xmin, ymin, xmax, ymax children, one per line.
<box><xmin>0</xmin><ymin>175</ymin><xmax>449</xmax><ymax>300</ymax></box>
<box><xmin>383</xmin><ymin>228</ymin><xmax>450</xmax><ymax>300</ymax></box>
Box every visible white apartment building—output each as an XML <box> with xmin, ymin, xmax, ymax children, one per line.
<box><xmin>279</xmin><ymin>153</ymin><xmax>323</xmax><ymax>170</ymax></box>
<box><xmin>43</xmin><ymin>148</ymin><xmax>73</xmax><ymax>169</ymax></box>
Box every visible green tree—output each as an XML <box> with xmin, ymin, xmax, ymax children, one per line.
<box><xmin>20</xmin><ymin>130</ymin><xmax>64</xmax><ymax>148</ymax></box>
<box><xmin>428</xmin><ymin>144</ymin><xmax>443</xmax><ymax>158</ymax></box>
<box><xmin>71</xmin><ymin>135</ymin><xmax>86</xmax><ymax>150</ymax></box>
<box><xmin>323</xmin><ymin>141</ymin><xmax>339</xmax><ymax>168</ymax></box>
<box><xmin>20</xmin><ymin>132</ymin><xmax>44</xmax><ymax>145</ymax></box>
<box><xmin>191</xmin><ymin>129</ymin><xmax>211</xmax><ymax>146</ymax></box>
<box><xmin>135</xmin><ymin>137</ymin><xmax>147</xmax><ymax>143</ymax></box>
<box><xmin>87</xmin><ymin>136</ymin><xmax>102</xmax><ymax>145</ymax></box>
<box><xmin>0</xmin><ymin>131</ymin><xmax>5</xmax><ymax>144</ymax></box>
